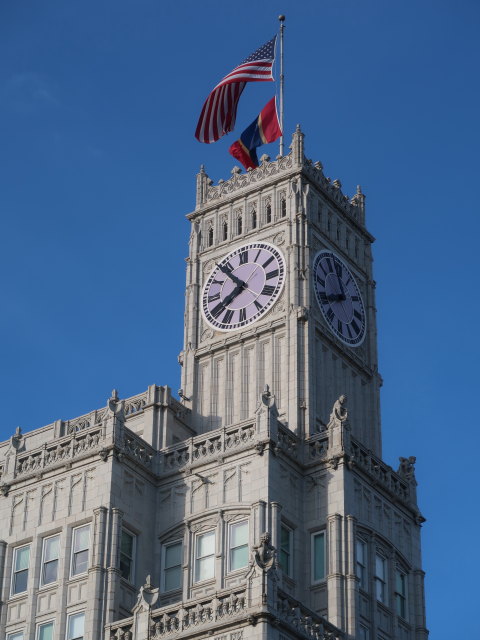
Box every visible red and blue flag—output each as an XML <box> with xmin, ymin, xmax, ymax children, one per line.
<box><xmin>229</xmin><ymin>97</ymin><xmax>282</xmax><ymax>170</ymax></box>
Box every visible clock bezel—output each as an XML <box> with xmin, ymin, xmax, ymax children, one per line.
<box><xmin>312</xmin><ymin>249</ymin><xmax>367</xmax><ymax>348</ymax></box>
<box><xmin>201</xmin><ymin>241</ymin><xmax>286</xmax><ymax>333</ymax></box>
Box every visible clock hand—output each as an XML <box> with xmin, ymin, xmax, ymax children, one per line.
<box><xmin>216</xmin><ymin>262</ymin><xmax>245</xmax><ymax>288</ymax></box>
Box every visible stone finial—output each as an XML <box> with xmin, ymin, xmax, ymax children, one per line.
<box><xmin>332</xmin><ymin>179</ymin><xmax>342</xmax><ymax>189</ymax></box>
<box><xmin>291</xmin><ymin>125</ymin><xmax>305</xmax><ymax>166</ymax></box>
<box><xmin>196</xmin><ymin>164</ymin><xmax>211</xmax><ymax>209</ymax></box>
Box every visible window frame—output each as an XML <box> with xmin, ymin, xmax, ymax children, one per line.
<box><xmin>356</xmin><ymin>538</ymin><xmax>368</xmax><ymax>591</ymax></box>
<box><xmin>161</xmin><ymin>539</ymin><xmax>183</xmax><ymax>593</ymax></box>
<box><xmin>374</xmin><ymin>553</ymin><xmax>388</xmax><ymax>605</ymax></box>
<box><xmin>35</xmin><ymin>620</ymin><xmax>54</xmax><ymax>640</ymax></box>
<box><xmin>194</xmin><ymin>530</ymin><xmax>216</xmax><ymax>583</ymax></box>
<box><xmin>395</xmin><ymin>567</ymin><xmax>408</xmax><ymax>619</ymax></box>
<box><xmin>279</xmin><ymin>524</ymin><xmax>293</xmax><ymax>577</ymax></box>
<box><xmin>227</xmin><ymin>520</ymin><xmax>249</xmax><ymax>573</ymax></box>
<box><xmin>66</xmin><ymin>611</ymin><xmax>85</xmax><ymax>640</ymax></box>
<box><xmin>311</xmin><ymin>531</ymin><xmax>326</xmax><ymax>583</ymax></box>
<box><xmin>40</xmin><ymin>534</ymin><xmax>60</xmax><ymax>587</ymax></box>
<box><xmin>7</xmin><ymin>631</ymin><xmax>24</xmax><ymax>640</ymax></box>
<box><xmin>119</xmin><ymin>528</ymin><xmax>136</xmax><ymax>584</ymax></box>
<box><xmin>11</xmin><ymin>544</ymin><xmax>30</xmax><ymax>597</ymax></box>
<box><xmin>70</xmin><ymin>524</ymin><xmax>90</xmax><ymax>578</ymax></box>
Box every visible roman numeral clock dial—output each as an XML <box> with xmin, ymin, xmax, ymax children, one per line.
<box><xmin>313</xmin><ymin>250</ymin><xmax>366</xmax><ymax>347</ymax></box>
<box><xmin>202</xmin><ymin>242</ymin><xmax>286</xmax><ymax>332</ymax></box>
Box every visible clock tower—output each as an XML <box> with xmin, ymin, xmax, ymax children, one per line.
<box><xmin>181</xmin><ymin>126</ymin><xmax>382</xmax><ymax>455</ymax></box>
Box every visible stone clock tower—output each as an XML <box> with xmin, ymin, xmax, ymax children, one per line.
<box><xmin>181</xmin><ymin>126</ymin><xmax>381</xmax><ymax>454</ymax></box>
<box><xmin>0</xmin><ymin>127</ymin><xmax>427</xmax><ymax>640</ymax></box>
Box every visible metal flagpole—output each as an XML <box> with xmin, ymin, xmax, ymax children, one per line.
<box><xmin>279</xmin><ymin>14</ymin><xmax>285</xmax><ymax>156</ymax></box>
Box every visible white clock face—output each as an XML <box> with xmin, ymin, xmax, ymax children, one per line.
<box><xmin>202</xmin><ymin>242</ymin><xmax>285</xmax><ymax>332</ymax></box>
<box><xmin>313</xmin><ymin>250</ymin><xmax>366</xmax><ymax>347</ymax></box>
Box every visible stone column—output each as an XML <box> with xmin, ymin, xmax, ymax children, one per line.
<box><xmin>413</xmin><ymin>569</ymin><xmax>429</xmax><ymax>640</ymax></box>
<box><xmin>327</xmin><ymin>513</ymin><xmax>344</xmax><ymax>630</ymax></box>
<box><xmin>345</xmin><ymin>515</ymin><xmax>357</xmax><ymax>639</ymax></box>
<box><xmin>270</xmin><ymin>502</ymin><xmax>282</xmax><ymax>556</ymax></box>
<box><xmin>106</xmin><ymin>507</ymin><xmax>123</xmax><ymax>623</ymax></box>
<box><xmin>89</xmin><ymin>506</ymin><xmax>108</xmax><ymax>639</ymax></box>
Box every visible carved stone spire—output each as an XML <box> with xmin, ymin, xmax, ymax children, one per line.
<box><xmin>291</xmin><ymin>124</ymin><xmax>305</xmax><ymax>167</ymax></box>
<box><xmin>195</xmin><ymin>164</ymin><xmax>211</xmax><ymax>210</ymax></box>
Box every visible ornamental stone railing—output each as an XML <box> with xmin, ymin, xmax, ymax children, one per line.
<box><xmin>123</xmin><ymin>429</ymin><xmax>155</xmax><ymax>470</ymax></box>
<box><xmin>106</xmin><ymin>587</ymin><xmax>248</xmax><ymax>640</ymax></box>
<box><xmin>160</xmin><ymin>421</ymin><xmax>256</xmax><ymax>474</ymax></box>
<box><xmin>305</xmin><ymin>433</ymin><xmax>329</xmax><ymax>463</ymax></box>
<box><xmin>15</xmin><ymin>425</ymin><xmax>103</xmax><ymax>478</ymax></box>
<box><xmin>66</xmin><ymin>408</ymin><xmax>106</xmax><ymax>434</ymax></box>
<box><xmin>277</xmin><ymin>423</ymin><xmax>299</xmax><ymax>458</ymax></box>
<box><xmin>124</xmin><ymin>392</ymin><xmax>148</xmax><ymax>417</ymax></box>
<box><xmin>276</xmin><ymin>590</ymin><xmax>343</xmax><ymax>640</ymax></box>
<box><xmin>349</xmin><ymin>439</ymin><xmax>410</xmax><ymax>503</ymax></box>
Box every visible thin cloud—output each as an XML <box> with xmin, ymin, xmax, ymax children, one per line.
<box><xmin>1</xmin><ymin>72</ymin><xmax>60</xmax><ymax>112</ymax></box>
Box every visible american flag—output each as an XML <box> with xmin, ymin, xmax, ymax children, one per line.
<box><xmin>195</xmin><ymin>36</ymin><xmax>276</xmax><ymax>144</ymax></box>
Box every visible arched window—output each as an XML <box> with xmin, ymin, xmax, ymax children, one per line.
<box><xmin>265</xmin><ymin>200</ymin><xmax>272</xmax><ymax>224</ymax></box>
<box><xmin>280</xmin><ymin>193</ymin><xmax>287</xmax><ymax>217</ymax></box>
<box><xmin>207</xmin><ymin>225</ymin><xmax>214</xmax><ymax>247</ymax></box>
<box><xmin>236</xmin><ymin>214</ymin><xmax>243</xmax><ymax>235</ymax></box>
<box><xmin>251</xmin><ymin>206</ymin><xmax>257</xmax><ymax>229</ymax></box>
<box><xmin>222</xmin><ymin>219</ymin><xmax>228</xmax><ymax>241</ymax></box>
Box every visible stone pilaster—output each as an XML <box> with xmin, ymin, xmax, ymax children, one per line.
<box><xmin>345</xmin><ymin>515</ymin><xmax>357</xmax><ymax>639</ymax></box>
<box><xmin>106</xmin><ymin>507</ymin><xmax>123</xmax><ymax>623</ymax></box>
<box><xmin>89</xmin><ymin>506</ymin><xmax>108</xmax><ymax>639</ymax></box>
<box><xmin>327</xmin><ymin>513</ymin><xmax>345</xmax><ymax>630</ymax></box>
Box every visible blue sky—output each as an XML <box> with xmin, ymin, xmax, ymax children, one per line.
<box><xmin>1</xmin><ymin>1</ymin><xmax>479</xmax><ymax>636</ymax></box>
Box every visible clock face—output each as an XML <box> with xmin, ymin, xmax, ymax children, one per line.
<box><xmin>313</xmin><ymin>250</ymin><xmax>366</xmax><ymax>347</ymax></box>
<box><xmin>202</xmin><ymin>242</ymin><xmax>285</xmax><ymax>332</ymax></box>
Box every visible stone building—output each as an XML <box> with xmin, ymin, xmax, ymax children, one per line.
<box><xmin>0</xmin><ymin>128</ymin><xmax>428</xmax><ymax>640</ymax></box>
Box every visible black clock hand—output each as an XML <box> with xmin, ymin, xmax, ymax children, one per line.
<box><xmin>216</xmin><ymin>262</ymin><xmax>245</xmax><ymax>288</ymax></box>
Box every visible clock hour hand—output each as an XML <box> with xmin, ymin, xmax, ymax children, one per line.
<box><xmin>327</xmin><ymin>293</ymin><xmax>346</xmax><ymax>302</ymax></box>
<box><xmin>216</xmin><ymin>262</ymin><xmax>245</xmax><ymax>288</ymax></box>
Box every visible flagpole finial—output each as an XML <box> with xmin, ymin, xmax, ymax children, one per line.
<box><xmin>279</xmin><ymin>14</ymin><xmax>285</xmax><ymax>21</ymax></box>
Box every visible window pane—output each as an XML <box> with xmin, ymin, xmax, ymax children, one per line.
<box><xmin>230</xmin><ymin>546</ymin><xmax>248</xmax><ymax>571</ymax></box>
<box><xmin>231</xmin><ymin>522</ymin><xmax>248</xmax><ymax>547</ymax></box>
<box><xmin>356</xmin><ymin>540</ymin><xmax>365</xmax><ymax>564</ymax></box>
<box><xmin>13</xmin><ymin>569</ymin><xmax>28</xmax><ymax>594</ymax></box>
<box><xmin>197</xmin><ymin>531</ymin><xmax>215</xmax><ymax>558</ymax></box>
<box><xmin>313</xmin><ymin>533</ymin><xmax>325</xmax><ymax>581</ymax></box>
<box><xmin>375</xmin><ymin>555</ymin><xmax>385</xmax><ymax>579</ymax></box>
<box><xmin>38</xmin><ymin>622</ymin><xmax>54</xmax><ymax>640</ymax></box>
<box><xmin>74</xmin><ymin>526</ymin><xmax>89</xmax><ymax>552</ymax></box>
<box><xmin>44</xmin><ymin>536</ymin><xmax>59</xmax><ymax>562</ymax></box>
<box><xmin>280</xmin><ymin>526</ymin><xmax>290</xmax><ymax>550</ymax></box>
<box><xmin>396</xmin><ymin>571</ymin><xmax>405</xmax><ymax>595</ymax></box>
<box><xmin>120</xmin><ymin>556</ymin><xmax>132</xmax><ymax>581</ymax></box>
<box><xmin>165</xmin><ymin>542</ymin><xmax>182</xmax><ymax>568</ymax></box>
<box><xmin>73</xmin><ymin>549</ymin><xmax>89</xmax><ymax>575</ymax></box>
<box><xmin>7</xmin><ymin>631</ymin><xmax>24</xmax><ymax>640</ymax></box>
<box><xmin>121</xmin><ymin>531</ymin><xmax>133</xmax><ymax>557</ymax></box>
<box><xmin>196</xmin><ymin>555</ymin><xmax>215</xmax><ymax>581</ymax></box>
<box><xmin>68</xmin><ymin>612</ymin><xmax>85</xmax><ymax>639</ymax></box>
<box><xmin>15</xmin><ymin>547</ymin><xmax>30</xmax><ymax>571</ymax></box>
<box><xmin>43</xmin><ymin>559</ymin><xmax>58</xmax><ymax>585</ymax></box>
<box><xmin>164</xmin><ymin>566</ymin><xmax>182</xmax><ymax>591</ymax></box>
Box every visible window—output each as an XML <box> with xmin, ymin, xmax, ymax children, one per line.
<box><xmin>194</xmin><ymin>531</ymin><xmax>215</xmax><ymax>582</ymax></box>
<box><xmin>36</xmin><ymin>621</ymin><xmax>54</xmax><ymax>640</ymax></box>
<box><xmin>120</xmin><ymin>529</ymin><xmax>136</xmax><ymax>583</ymax></box>
<box><xmin>317</xmin><ymin>202</ymin><xmax>322</xmax><ymax>223</ymax></box>
<box><xmin>358</xmin><ymin>624</ymin><xmax>369</xmax><ymax>640</ymax></box>
<box><xmin>336</xmin><ymin>222</ymin><xmax>341</xmax><ymax>242</ymax></box>
<box><xmin>41</xmin><ymin>535</ymin><xmax>60</xmax><ymax>586</ymax></box>
<box><xmin>11</xmin><ymin>545</ymin><xmax>30</xmax><ymax>595</ymax></box>
<box><xmin>327</xmin><ymin>214</ymin><xmax>332</xmax><ymax>232</ymax></box>
<box><xmin>251</xmin><ymin>206</ymin><xmax>257</xmax><ymax>229</ymax></box>
<box><xmin>207</xmin><ymin>225</ymin><xmax>214</xmax><ymax>247</ymax></box>
<box><xmin>222</xmin><ymin>219</ymin><xmax>228</xmax><ymax>241</ymax></box>
<box><xmin>67</xmin><ymin>612</ymin><xmax>85</xmax><ymax>640</ymax></box>
<box><xmin>265</xmin><ymin>200</ymin><xmax>272</xmax><ymax>223</ymax></box>
<box><xmin>280</xmin><ymin>525</ymin><xmax>292</xmax><ymax>576</ymax></box>
<box><xmin>236</xmin><ymin>214</ymin><xmax>243</xmax><ymax>235</ymax></box>
<box><xmin>346</xmin><ymin>231</ymin><xmax>351</xmax><ymax>251</ymax></box>
<box><xmin>395</xmin><ymin>569</ymin><xmax>407</xmax><ymax>618</ymax></box>
<box><xmin>312</xmin><ymin>532</ymin><xmax>325</xmax><ymax>582</ymax></box>
<box><xmin>280</xmin><ymin>194</ymin><xmax>286</xmax><ymax>217</ymax></box>
<box><xmin>356</xmin><ymin>539</ymin><xmax>367</xmax><ymax>590</ymax></box>
<box><xmin>162</xmin><ymin>540</ymin><xmax>182</xmax><ymax>591</ymax></box>
<box><xmin>71</xmin><ymin>525</ymin><xmax>90</xmax><ymax>577</ymax></box>
<box><xmin>7</xmin><ymin>632</ymin><xmax>24</xmax><ymax>640</ymax></box>
<box><xmin>375</xmin><ymin>554</ymin><xmax>387</xmax><ymax>604</ymax></box>
<box><xmin>229</xmin><ymin>521</ymin><xmax>248</xmax><ymax>571</ymax></box>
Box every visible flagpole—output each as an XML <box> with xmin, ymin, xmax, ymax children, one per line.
<box><xmin>279</xmin><ymin>14</ymin><xmax>285</xmax><ymax>156</ymax></box>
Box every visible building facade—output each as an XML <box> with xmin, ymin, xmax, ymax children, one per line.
<box><xmin>0</xmin><ymin>128</ymin><xmax>428</xmax><ymax>640</ymax></box>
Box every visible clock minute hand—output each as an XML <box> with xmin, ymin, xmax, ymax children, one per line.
<box><xmin>216</xmin><ymin>262</ymin><xmax>245</xmax><ymax>288</ymax></box>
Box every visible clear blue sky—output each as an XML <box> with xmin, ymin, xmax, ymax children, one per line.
<box><xmin>1</xmin><ymin>1</ymin><xmax>479</xmax><ymax>636</ymax></box>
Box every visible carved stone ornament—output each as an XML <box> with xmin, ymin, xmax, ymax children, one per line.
<box><xmin>203</xmin><ymin>259</ymin><xmax>214</xmax><ymax>274</ymax></box>
<box><xmin>252</xmin><ymin>532</ymin><xmax>276</xmax><ymax>571</ymax></box>
<box><xmin>201</xmin><ymin>328</ymin><xmax>214</xmax><ymax>342</ymax></box>
<box><xmin>133</xmin><ymin>575</ymin><xmax>159</xmax><ymax>612</ymax></box>
<box><xmin>397</xmin><ymin>456</ymin><xmax>417</xmax><ymax>482</ymax></box>
<box><xmin>0</xmin><ymin>483</ymin><xmax>11</xmax><ymax>497</ymax></box>
<box><xmin>273</xmin><ymin>231</ymin><xmax>285</xmax><ymax>246</ymax></box>
<box><xmin>107</xmin><ymin>389</ymin><xmax>125</xmax><ymax>425</ymax></box>
<box><xmin>329</xmin><ymin>395</ymin><xmax>348</xmax><ymax>425</ymax></box>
